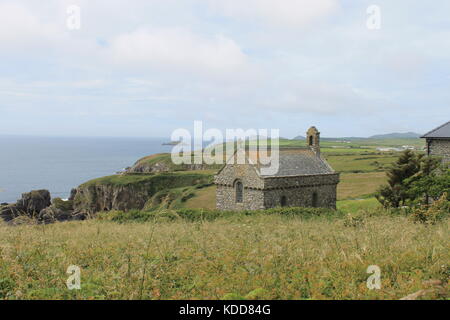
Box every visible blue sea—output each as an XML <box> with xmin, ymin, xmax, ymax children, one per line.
<box><xmin>0</xmin><ymin>135</ymin><xmax>173</xmax><ymax>203</ymax></box>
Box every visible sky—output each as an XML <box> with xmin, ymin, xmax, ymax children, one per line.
<box><xmin>0</xmin><ymin>0</ymin><xmax>449</xmax><ymax>138</ymax></box>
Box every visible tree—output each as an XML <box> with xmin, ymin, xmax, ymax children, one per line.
<box><xmin>376</xmin><ymin>150</ymin><xmax>423</xmax><ymax>208</ymax></box>
<box><xmin>376</xmin><ymin>150</ymin><xmax>449</xmax><ymax>208</ymax></box>
<box><xmin>407</xmin><ymin>168</ymin><xmax>450</xmax><ymax>204</ymax></box>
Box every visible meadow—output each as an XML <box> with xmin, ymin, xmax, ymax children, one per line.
<box><xmin>1</xmin><ymin>137</ymin><xmax>448</xmax><ymax>300</ymax></box>
<box><xmin>0</xmin><ymin>212</ymin><xmax>448</xmax><ymax>300</ymax></box>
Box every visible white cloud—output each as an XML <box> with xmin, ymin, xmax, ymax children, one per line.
<box><xmin>109</xmin><ymin>28</ymin><xmax>248</xmax><ymax>75</ymax></box>
<box><xmin>249</xmin><ymin>80</ymin><xmax>382</xmax><ymax>116</ymax></box>
<box><xmin>207</xmin><ymin>0</ymin><xmax>338</xmax><ymax>27</ymax></box>
<box><xmin>0</xmin><ymin>2</ymin><xmax>63</xmax><ymax>50</ymax></box>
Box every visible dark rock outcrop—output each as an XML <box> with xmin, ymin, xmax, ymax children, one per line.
<box><xmin>1</xmin><ymin>190</ymin><xmax>51</xmax><ymax>222</ymax></box>
<box><xmin>69</xmin><ymin>188</ymin><xmax>78</xmax><ymax>201</ymax></box>
<box><xmin>71</xmin><ymin>211</ymin><xmax>89</xmax><ymax>221</ymax></box>
<box><xmin>38</xmin><ymin>206</ymin><xmax>72</xmax><ymax>224</ymax></box>
<box><xmin>1</xmin><ymin>189</ymin><xmax>88</xmax><ymax>225</ymax></box>
<box><xmin>16</xmin><ymin>190</ymin><xmax>51</xmax><ymax>216</ymax></box>
<box><xmin>0</xmin><ymin>204</ymin><xmax>24</xmax><ymax>222</ymax></box>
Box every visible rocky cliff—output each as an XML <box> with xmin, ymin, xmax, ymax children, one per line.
<box><xmin>72</xmin><ymin>172</ymin><xmax>213</xmax><ymax>214</ymax></box>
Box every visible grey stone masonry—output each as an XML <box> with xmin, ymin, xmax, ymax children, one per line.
<box><xmin>426</xmin><ymin>139</ymin><xmax>450</xmax><ymax>164</ymax></box>
<box><xmin>422</xmin><ymin>121</ymin><xmax>450</xmax><ymax>165</ymax></box>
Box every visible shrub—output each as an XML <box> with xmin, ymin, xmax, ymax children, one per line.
<box><xmin>411</xmin><ymin>193</ymin><xmax>449</xmax><ymax>224</ymax></box>
<box><xmin>52</xmin><ymin>198</ymin><xmax>74</xmax><ymax>211</ymax></box>
<box><xmin>407</xmin><ymin>168</ymin><xmax>450</xmax><ymax>205</ymax></box>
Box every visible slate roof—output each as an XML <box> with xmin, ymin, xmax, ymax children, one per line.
<box><xmin>245</xmin><ymin>148</ymin><xmax>335</xmax><ymax>177</ymax></box>
<box><xmin>421</xmin><ymin>121</ymin><xmax>450</xmax><ymax>138</ymax></box>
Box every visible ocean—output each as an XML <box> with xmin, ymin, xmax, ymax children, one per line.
<box><xmin>0</xmin><ymin>135</ymin><xmax>172</xmax><ymax>203</ymax></box>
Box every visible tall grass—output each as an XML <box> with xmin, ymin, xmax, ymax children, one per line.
<box><xmin>97</xmin><ymin>207</ymin><xmax>338</xmax><ymax>223</ymax></box>
<box><xmin>0</xmin><ymin>213</ymin><xmax>448</xmax><ymax>300</ymax></box>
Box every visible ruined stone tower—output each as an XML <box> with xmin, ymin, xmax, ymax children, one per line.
<box><xmin>306</xmin><ymin>126</ymin><xmax>320</xmax><ymax>156</ymax></box>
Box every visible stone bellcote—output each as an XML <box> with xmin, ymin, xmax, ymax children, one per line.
<box><xmin>307</xmin><ymin>126</ymin><xmax>320</xmax><ymax>156</ymax></box>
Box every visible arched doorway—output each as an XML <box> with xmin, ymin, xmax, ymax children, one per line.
<box><xmin>280</xmin><ymin>196</ymin><xmax>287</xmax><ymax>207</ymax></box>
<box><xmin>312</xmin><ymin>192</ymin><xmax>318</xmax><ymax>208</ymax></box>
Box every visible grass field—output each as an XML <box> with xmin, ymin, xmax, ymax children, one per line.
<box><xmin>256</xmin><ymin>138</ymin><xmax>424</xmax><ymax>150</ymax></box>
<box><xmin>184</xmin><ymin>185</ymin><xmax>216</xmax><ymax>210</ymax></box>
<box><xmin>337</xmin><ymin>198</ymin><xmax>381</xmax><ymax>213</ymax></box>
<box><xmin>324</xmin><ymin>154</ymin><xmax>398</xmax><ymax>173</ymax></box>
<box><xmin>0</xmin><ymin>214</ymin><xmax>447</xmax><ymax>300</ymax></box>
<box><xmin>337</xmin><ymin>172</ymin><xmax>386</xmax><ymax>200</ymax></box>
<box><xmin>220</xmin><ymin>138</ymin><xmax>424</xmax><ymax>156</ymax></box>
